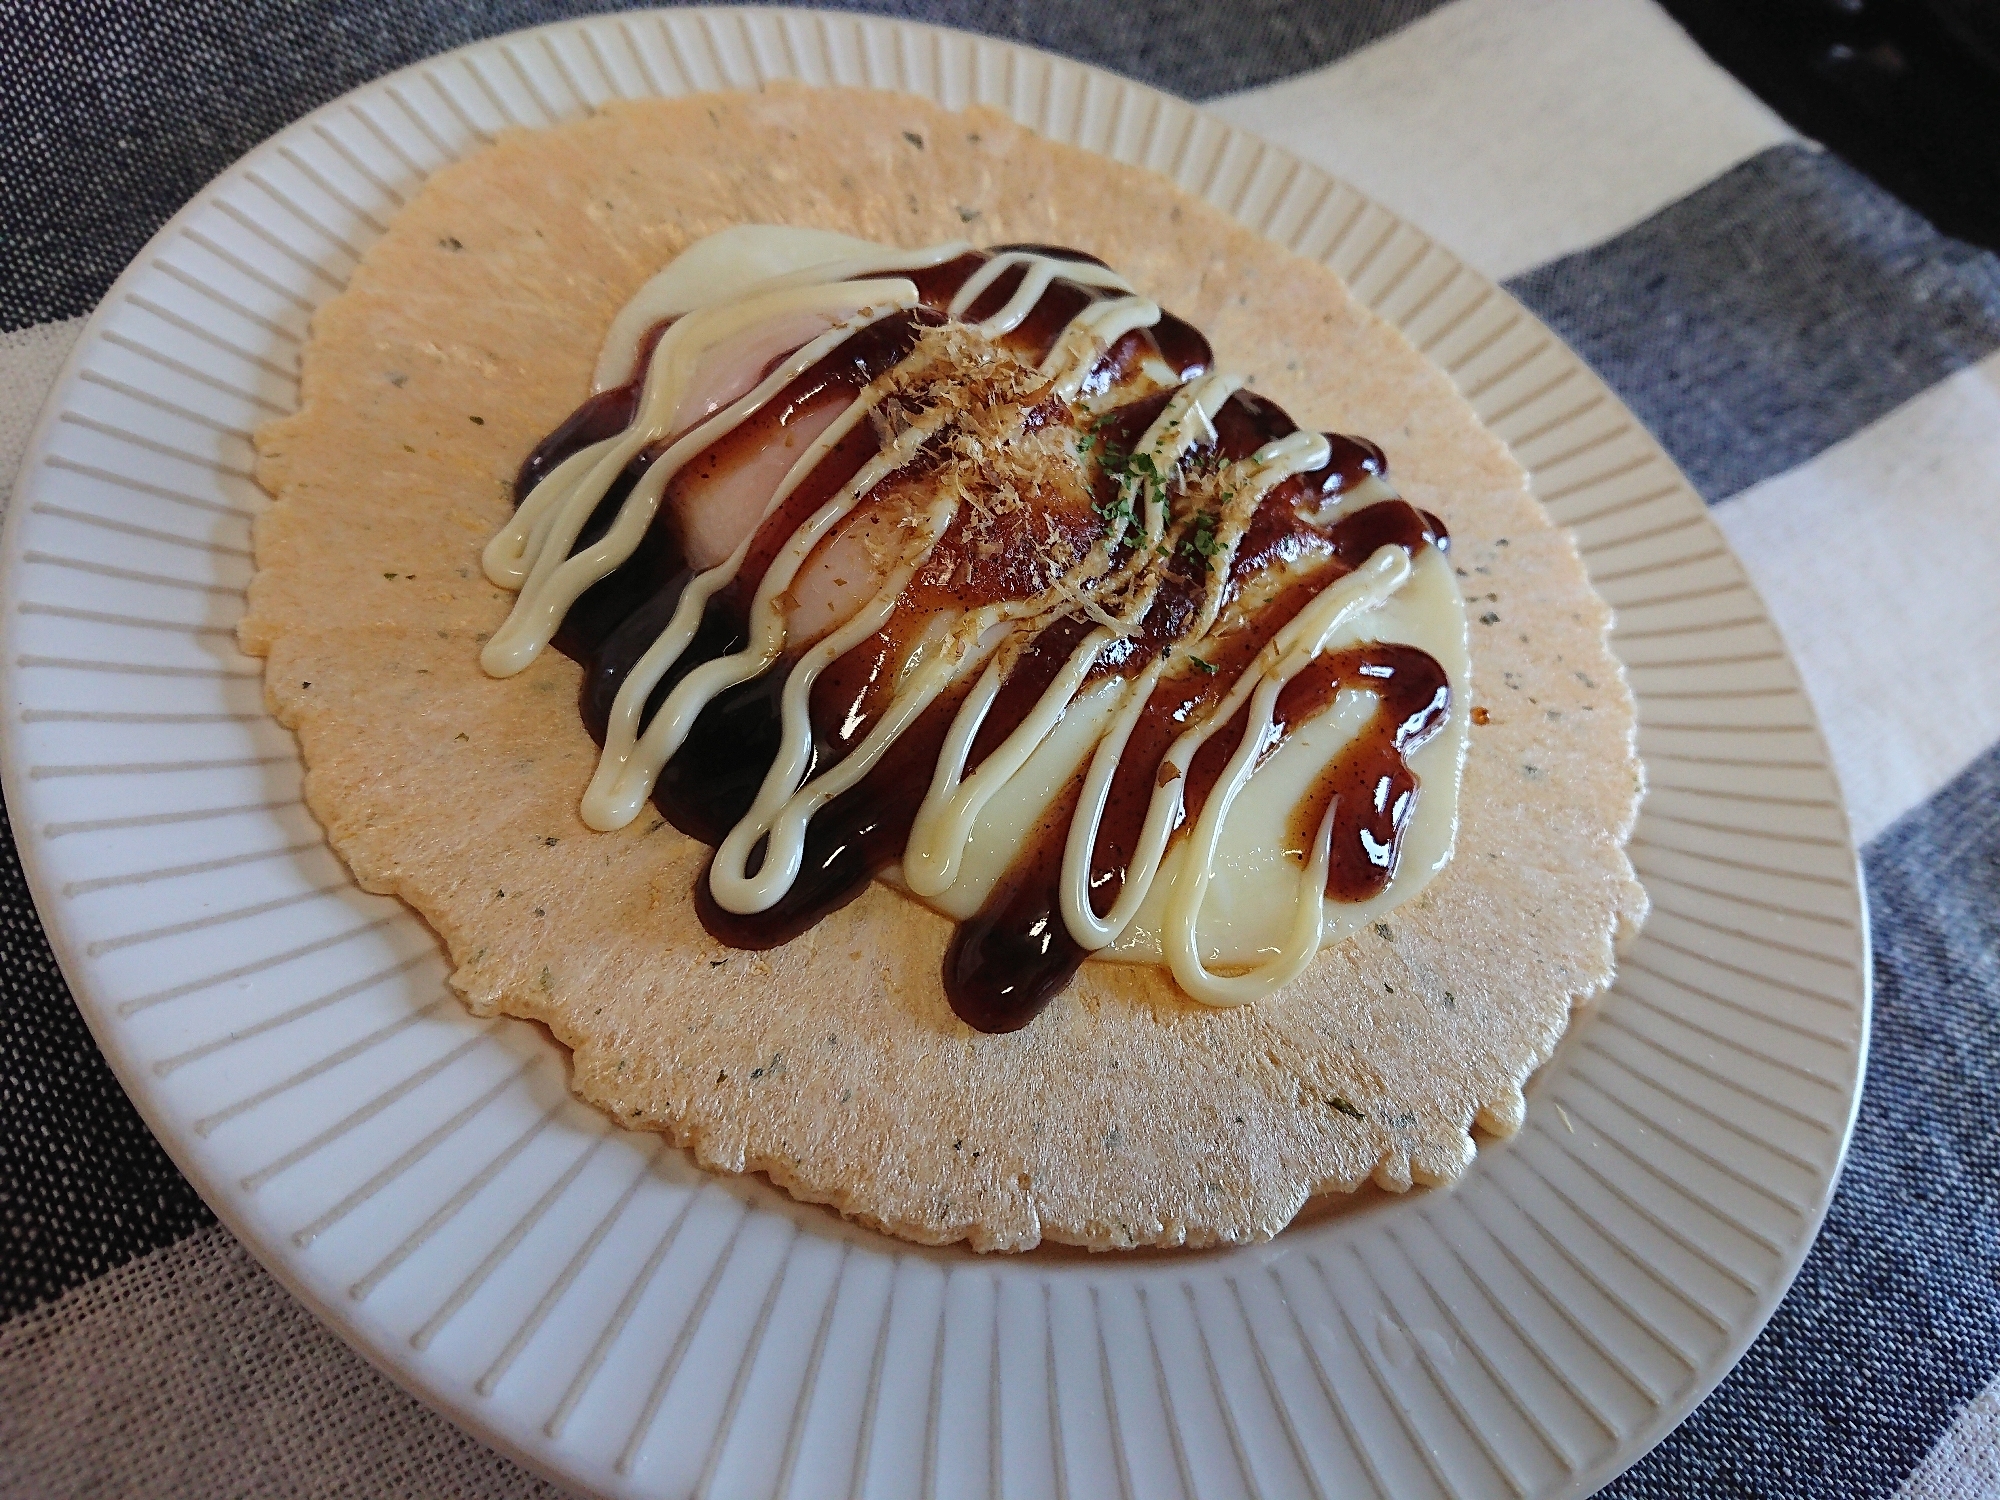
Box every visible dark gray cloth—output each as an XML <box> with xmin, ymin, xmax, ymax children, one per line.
<box><xmin>1509</xmin><ymin>143</ymin><xmax>2000</xmax><ymax>501</ymax></box>
<box><xmin>1609</xmin><ymin>742</ymin><xmax>2000</xmax><ymax>1496</ymax></box>
<box><xmin>0</xmin><ymin>0</ymin><xmax>1452</xmax><ymax>330</ymax></box>
<box><xmin>0</xmin><ymin>790</ymin><xmax>213</xmax><ymax>1317</ymax></box>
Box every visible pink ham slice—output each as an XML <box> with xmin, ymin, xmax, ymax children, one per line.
<box><xmin>785</xmin><ymin>501</ymin><xmax>907</xmax><ymax>647</ymax></box>
<box><xmin>669</xmin><ymin>387</ymin><xmax>851</xmax><ymax>573</ymax></box>
<box><xmin>661</xmin><ymin>301</ymin><xmax>873</xmax><ymax>572</ymax></box>
<box><xmin>664</xmin><ymin>307</ymin><xmax>847</xmax><ymax>439</ymax></box>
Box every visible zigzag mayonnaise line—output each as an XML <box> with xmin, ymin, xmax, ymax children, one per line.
<box><xmin>482</xmin><ymin>225</ymin><xmax>1470</xmax><ymax>1029</ymax></box>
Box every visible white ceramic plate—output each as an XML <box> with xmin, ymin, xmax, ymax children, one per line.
<box><xmin>0</xmin><ymin>11</ymin><xmax>1868</xmax><ymax>1498</ymax></box>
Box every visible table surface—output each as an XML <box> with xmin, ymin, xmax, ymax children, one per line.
<box><xmin>4</xmin><ymin>3</ymin><xmax>1999</xmax><ymax>1498</ymax></box>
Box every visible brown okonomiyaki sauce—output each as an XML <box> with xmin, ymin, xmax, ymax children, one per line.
<box><xmin>515</xmin><ymin>245</ymin><xmax>1450</xmax><ymax>1032</ymax></box>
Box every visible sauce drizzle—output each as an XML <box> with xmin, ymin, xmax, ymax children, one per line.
<box><xmin>489</xmin><ymin>231</ymin><xmax>1466</xmax><ymax>1028</ymax></box>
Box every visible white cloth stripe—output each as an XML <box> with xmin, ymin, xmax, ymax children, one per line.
<box><xmin>1714</xmin><ymin>348</ymin><xmax>2000</xmax><ymax>845</ymax></box>
<box><xmin>0</xmin><ymin>1224</ymin><xmax>563</xmax><ymax>1498</ymax></box>
<box><xmin>1898</xmin><ymin>1379</ymin><xmax>2000</xmax><ymax>1500</ymax></box>
<box><xmin>0</xmin><ymin>316</ymin><xmax>84</xmax><ymax>507</ymax></box>
<box><xmin>1206</xmin><ymin>0</ymin><xmax>1794</xmax><ymax>281</ymax></box>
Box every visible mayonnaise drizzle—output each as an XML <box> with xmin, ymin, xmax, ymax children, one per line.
<box><xmin>899</xmin><ymin>371</ymin><xmax>1248</xmax><ymax>899</ymax></box>
<box><xmin>1048</xmin><ymin>438</ymin><xmax>1365</xmax><ymax>974</ymax></box>
<box><xmin>482</xmin><ymin>227</ymin><xmax>1469</xmax><ymax>1008</ymax></box>
<box><xmin>593</xmin><ymin>228</ymin><xmax>972</xmax><ymax>390</ymax></box>
<box><xmin>482</xmin><ymin>280</ymin><xmax>923</xmax><ymax>677</ymax></box>
<box><xmin>1162</xmin><ymin>546</ymin><xmax>1410</xmax><ymax>1004</ymax></box>
<box><xmin>581</xmin><ymin>380</ymin><xmax>912</xmax><ymax>830</ymax></box>
<box><xmin>947</xmin><ymin>251</ymin><xmax>1133</xmax><ymax>334</ymax></box>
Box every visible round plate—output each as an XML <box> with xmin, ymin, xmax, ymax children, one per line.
<box><xmin>0</xmin><ymin>10</ymin><xmax>1868</xmax><ymax>1498</ymax></box>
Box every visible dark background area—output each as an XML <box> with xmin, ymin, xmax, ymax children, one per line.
<box><xmin>1658</xmin><ymin>0</ymin><xmax>2000</xmax><ymax>253</ymax></box>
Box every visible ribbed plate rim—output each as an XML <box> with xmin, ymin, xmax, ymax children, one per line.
<box><xmin>0</xmin><ymin>10</ymin><xmax>1869</xmax><ymax>1499</ymax></box>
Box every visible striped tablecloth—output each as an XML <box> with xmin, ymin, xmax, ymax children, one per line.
<box><xmin>4</xmin><ymin>2</ymin><xmax>1997</xmax><ymax>1495</ymax></box>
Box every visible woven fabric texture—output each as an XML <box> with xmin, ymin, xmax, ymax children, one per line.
<box><xmin>6</xmin><ymin>1</ymin><xmax>2000</xmax><ymax>1496</ymax></box>
<box><xmin>0</xmin><ymin>1225</ymin><xmax>568</xmax><ymax>1499</ymax></box>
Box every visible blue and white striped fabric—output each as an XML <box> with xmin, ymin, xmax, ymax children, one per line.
<box><xmin>3</xmin><ymin>2</ymin><xmax>1996</xmax><ymax>1494</ymax></box>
